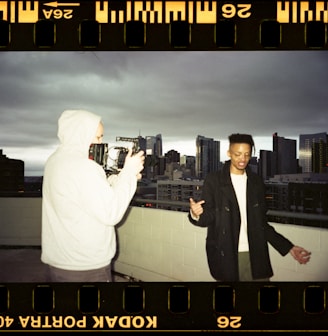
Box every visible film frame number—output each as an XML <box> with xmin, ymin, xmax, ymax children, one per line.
<box><xmin>221</xmin><ymin>4</ymin><xmax>252</xmax><ymax>19</ymax></box>
<box><xmin>43</xmin><ymin>9</ymin><xmax>74</xmax><ymax>20</ymax></box>
<box><xmin>217</xmin><ymin>316</ymin><xmax>242</xmax><ymax>329</ymax></box>
<box><xmin>0</xmin><ymin>316</ymin><xmax>14</xmax><ymax>328</ymax></box>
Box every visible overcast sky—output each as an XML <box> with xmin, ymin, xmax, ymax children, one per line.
<box><xmin>0</xmin><ymin>51</ymin><xmax>327</xmax><ymax>176</ymax></box>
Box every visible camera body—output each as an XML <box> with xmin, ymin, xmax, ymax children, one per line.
<box><xmin>88</xmin><ymin>143</ymin><xmax>109</xmax><ymax>170</ymax></box>
<box><xmin>89</xmin><ymin>137</ymin><xmax>140</xmax><ymax>176</ymax></box>
<box><xmin>115</xmin><ymin>136</ymin><xmax>140</xmax><ymax>169</ymax></box>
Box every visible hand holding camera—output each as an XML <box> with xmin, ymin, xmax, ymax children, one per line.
<box><xmin>89</xmin><ymin>137</ymin><xmax>144</xmax><ymax>178</ymax></box>
<box><xmin>123</xmin><ymin>148</ymin><xmax>145</xmax><ymax>179</ymax></box>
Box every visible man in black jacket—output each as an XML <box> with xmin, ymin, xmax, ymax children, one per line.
<box><xmin>189</xmin><ymin>133</ymin><xmax>311</xmax><ymax>281</ymax></box>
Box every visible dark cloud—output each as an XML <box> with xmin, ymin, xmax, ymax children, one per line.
<box><xmin>0</xmin><ymin>51</ymin><xmax>327</xmax><ymax>175</ymax></box>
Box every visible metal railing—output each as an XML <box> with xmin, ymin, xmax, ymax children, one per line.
<box><xmin>132</xmin><ymin>198</ymin><xmax>328</xmax><ymax>229</ymax></box>
<box><xmin>1</xmin><ymin>194</ymin><xmax>327</xmax><ymax>229</ymax></box>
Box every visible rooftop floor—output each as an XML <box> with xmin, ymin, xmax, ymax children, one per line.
<box><xmin>0</xmin><ymin>247</ymin><xmax>130</xmax><ymax>283</ymax></box>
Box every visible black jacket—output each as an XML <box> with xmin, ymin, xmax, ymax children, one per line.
<box><xmin>188</xmin><ymin>161</ymin><xmax>293</xmax><ymax>281</ymax></box>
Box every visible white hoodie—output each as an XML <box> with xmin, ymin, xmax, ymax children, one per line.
<box><xmin>41</xmin><ymin>110</ymin><xmax>137</xmax><ymax>270</ymax></box>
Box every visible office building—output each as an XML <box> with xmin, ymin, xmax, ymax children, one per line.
<box><xmin>165</xmin><ymin>149</ymin><xmax>180</xmax><ymax>164</ymax></box>
<box><xmin>157</xmin><ymin>180</ymin><xmax>203</xmax><ymax>211</ymax></box>
<box><xmin>299</xmin><ymin>132</ymin><xmax>327</xmax><ymax>173</ymax></box>
<box><xmin>180</xmin><ymin>155</ymin><xmax>196</xmax><ymax>178</ymax></box>
<box><xmin>272</xmin><ymin>132</ymin><xmax>298</xmax><ymax>175</ymax></box>
<box><xmin>146</xmin><ymin>134</ymin><xmax>162</xmax><ymax>156</ymax></box>
<box><xmin>144</xmin><ymin>134</ymin><xmax>163</xmax><ymax>180</ymax></box>
<box><xmin>0</xmin><ymin>149</ymin><xmax>24</xmax><ymax>193</ymax></box>
<box><xmin>259</xmin><ymin>149</ymin><xmax>276</xmax><ymax>180</ymax></box>
<box><xmin>195</xmin><ymin>135</ymin><xmax>220</xmax><ymax>179</ymax></box>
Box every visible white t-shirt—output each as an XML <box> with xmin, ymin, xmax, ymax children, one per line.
<box><xmin>231</xmin><ymin>172</ymin><xmax>249</xmax><ymax>252</ymax></box>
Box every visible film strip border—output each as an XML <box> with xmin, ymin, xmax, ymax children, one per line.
<box><xmin>0</xmin><ymin>282</ymin><xmax>327</xmax><ymax>332</ymax></box>
<box><xmin>0</xmin><ymin>0</ymin><xmax>327</xmax><ymax>50</ymax></box>
<box><xmin>1</xmin><ymin>0</ymin><xmax>327</xmax><ymax>334</ymax></box>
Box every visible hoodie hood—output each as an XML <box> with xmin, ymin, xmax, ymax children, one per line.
<box><xmin>57</xmin><ymin>110</ymin><xmax>102</xmax><ymax>152</ymax></box>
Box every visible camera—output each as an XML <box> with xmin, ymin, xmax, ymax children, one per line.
<box><xmin>88</xmin><ymin>143</ymin><xmax>109</xmax><ymax>170</ymax></box>
<box><xmin>115</xmin><ymin>136</ymin><xmax>140</xmax><ymax>170</ymax></box>
<box><xmin>89</xmin><ymin>137</ymin><xmax>140</xmax><ymax>176</ymax></box>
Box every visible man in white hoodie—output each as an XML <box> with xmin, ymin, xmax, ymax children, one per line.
<box><xmin>41</xmin><ymin>110</ymin><xmax>145</xmax><ymax>282</ymax></box>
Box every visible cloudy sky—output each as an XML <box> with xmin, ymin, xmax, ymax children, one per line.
<box><xmin>0</xmin><ymin>50</ymin><xmax>327</xmax><ymax>176</ymax></box>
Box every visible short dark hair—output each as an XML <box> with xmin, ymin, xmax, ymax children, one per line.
<box><xmin>228</xmin><ymin>133</ymin><xmax>255</xmax><ymax>154</ymax></box>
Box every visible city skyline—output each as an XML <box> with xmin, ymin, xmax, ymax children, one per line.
<box><xmin>0</xmin><ymin>51</ymin><xmax>327</xmax><ymax>175</ymax></box>
<box><xmin>2</xmin><ymin>130</ymin><xmax>324</xmax><ymax>177</ymax></box>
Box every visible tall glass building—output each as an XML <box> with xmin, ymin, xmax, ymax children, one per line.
<box><xmin>299</xmin><ymin>132</ymin><xmax>327</xmax><ymax>173</ymax></box>
<box><xmin>272</xmin><ymin>132</ymin><xmax>298</xmax><ymax>174</ymax></box>
<box><xmin>195</xmin><ymin>135</ymin><xmax>220</xmax><ymax>179</ymax></box>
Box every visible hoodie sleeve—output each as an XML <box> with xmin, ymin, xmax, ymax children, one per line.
<box><xmin>78</xmin><ymin>160</ymin><xmax>138</xmax><ymax>227</ymax></box>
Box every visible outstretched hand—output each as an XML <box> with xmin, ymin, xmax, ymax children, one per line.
<box><xmin>189</xmin><ymin>198</ymin><xmax>205</xmax><ymax>218</ymax></box>
<box><xmin>289</xmin><ymin>246</ymin><xmax>311</xmax><ymax>264</ymax></box>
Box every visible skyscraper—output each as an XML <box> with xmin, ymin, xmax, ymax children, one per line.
<box><xmin>196</xmin><ymin>135</ymin><xmax>220</xmax><ymax>179</ymax></box>
<box><xmin>259</xmin><ymin>149</ymin><xmax>276</xmax><ymax>180</ymax></box>
<box><xmin>145</xmin><ymin>134</ymin><xmax>163</xmax><ymax>180</ymax></box>
<box><xmin>272</xmin><ymin>132</ymin><xmax>298</xmax><ymax>175</ymax></box>
<box><xmin>312</xmin><ymin>141</ymin><xmax>328</xmax><ymax>173</ymax></box>
<box><xmin>299</xmin><ymin>132</ymin><xmax>328</xmax><ymax>173</ymax></box>
<box><xmin>146</xmin><ymin>134</ymin><xmax>162</xmax><ymax>156</ymax></box>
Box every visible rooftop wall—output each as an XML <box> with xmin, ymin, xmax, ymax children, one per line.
<box><xmin>0</xmin><ymin>197</ymin><xmax>327</xmax><ymax>281</ymax></box>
